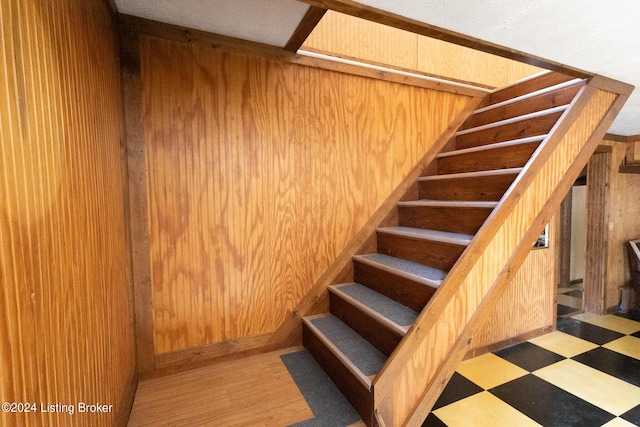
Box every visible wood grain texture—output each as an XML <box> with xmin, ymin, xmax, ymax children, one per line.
<box><xmin>303</xmin><ymin>11</ymin><xmax>544</xmax><ymax>88</ymax></box>
<box><xmin>128</xmin><ymin>348</ymin><xmax>313</xmax><ymax>427</ymax></box>
<box><xmin>139</xmin><ymin>36</ymin><xmax>473</xmax><ymax>355</ymax></box>
<box><xmin>599</xmin><ymin>139</ymin><xmax>640</xmax><ymax>310</ymax></box>
<box><xmin>584</xmin><ymin>152</ymin><xmax>611</xmax><ymax>314</ymax></box>
<box><xmin>372</xmin><ymin>85</ymin><xmax>622</xmax><ymax>427</ymax></box>
<box><xmin>470</xmin><ymin>216</ymin><xmax>558</xmax><ymax>350</ymax></box>
<box><xmin>0</xmin><ymin>0</ymin><xmax>136</xmax><ymax>426</ymax></box>
<box><xmin>299</xmin><ymin>0</ymin><xmax>591</xmax><ymax>78</ymax></box>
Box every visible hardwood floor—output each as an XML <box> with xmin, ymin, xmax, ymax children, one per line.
<box><xmin>128</xmin><ymin>347</ymin><xmax>316</xmax><ymax>427</ymax></box>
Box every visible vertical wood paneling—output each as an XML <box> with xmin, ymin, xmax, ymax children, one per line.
<box><xmin>0</xmin><ymin>1</ymin><xmax>135</xmax><ymax>426</ymax></box>
<box><xmin>584</xmin><ymin>152</ymin><xmax>611</xmax><ymax>313</ymax></box>
<box><xmin>600</xmin><ymin>140</ymin><xmax>640</xmax><ymax>310</ymax></box>
<box><xmin>303</xmin><ymin>10</ymin><xmax>419</xmax><ymax>70</ymax></box>
<box><xmin>470</xmin><ymin>218</ymin><xmax>557</xmax><ymax>349</ymax></box>
<box><xmin>303</xmin><ymin>11</ymin><xmax>543</xmax><ymax>88</ymax></box>
<box><xmin>139</xmin><ymin>36</ymin><xmax>473</xmax><ymax>355</ymax></box>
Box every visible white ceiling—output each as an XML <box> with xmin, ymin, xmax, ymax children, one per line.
<box><xmin>115</xmin><ymin>0</ymin><xmax>639</xmax><ymax>135</ymax></box>
<box><xmin>114</xmin><ymin>0</ymin><xmax>310</xmax><ymax>47</ymax></box>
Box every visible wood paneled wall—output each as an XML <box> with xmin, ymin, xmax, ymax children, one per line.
<box><xmin>0</xmin><ymin>1</ymin><xmax>135</xmax><ymax>426</ymax></box>
<box><xmin>601</xmin><ymin>139</ymin><xmax>640</xmax><ymax>310</ymax></box>
<box><xmin>470</xmin><ymin>218</ymin><xmax>558</xmax><ymax>351</ymax></box>
<box><xmin>303</xmin><ymin>11</ymin><xmax>544</xmax><ymax>88</ymax></box>
<box><xmin>138</xmin><ymin>36</ymin><xmax>474</xmax><ymax>356</ymax></box>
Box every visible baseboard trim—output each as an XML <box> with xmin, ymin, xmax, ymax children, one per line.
<box><xmin>463</xmin><ymin>325</ymin><xmax>553</xmax><ymax>360</ymax></box>
<box><xmin>114</xmin><ymin>367</ymin><xmax>138</xmax><ymax>427</ymax></box>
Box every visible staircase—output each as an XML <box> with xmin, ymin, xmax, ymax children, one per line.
<box><xmin>300</xmin><ymin>71</ymin><xmax>632</xmax><ymax>426</ymax></box>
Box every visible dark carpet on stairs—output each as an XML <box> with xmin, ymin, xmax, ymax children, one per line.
<box><xmin>281</xmin><ymin>350</ymin><xmax>360</xmax><ymax>427</ymax></box>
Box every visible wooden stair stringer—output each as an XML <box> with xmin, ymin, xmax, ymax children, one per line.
<box><xmin>371</xmin><ymin>75</ymin><xmax>633</xmax><ymax>427</ymax></box>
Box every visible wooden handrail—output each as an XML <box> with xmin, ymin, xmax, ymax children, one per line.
<box><xmin>371</xmin><ymin>74</ymin><xmax>633</xmax><ymax>427</ymax></box>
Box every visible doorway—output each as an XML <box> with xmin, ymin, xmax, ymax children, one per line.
<box><xmin>557</xmin><ymin>147</ymin><xmax>612</xmax><ymax>318</ymax></box>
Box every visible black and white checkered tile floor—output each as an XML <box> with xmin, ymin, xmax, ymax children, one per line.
<box><xmin>423</xmin><ymin>312</ymin><xmax>640</xmax><ymax>427</ymax></box>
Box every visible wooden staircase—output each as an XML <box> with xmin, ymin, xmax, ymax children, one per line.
<box><xmin>300</xmin><ymin>71</ymin><xmax>632</xmax><ymax>426</ymax></box>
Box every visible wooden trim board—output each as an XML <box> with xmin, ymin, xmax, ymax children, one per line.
<box><xmin>119</xmin><ymin>14</ymin><xmax>487</xmax><ymax>97</ymax></box>
<box><xmin>297</xmin><ymin>0</ymin><xmax>591</xmax><ymax>78</ymax></box>
<box><xmin>284</xmin><ymin>6</ymin><xmax>327</xmax><ymax>51</ymax></box>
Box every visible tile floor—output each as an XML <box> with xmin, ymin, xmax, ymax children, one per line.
<box><xmin>423</xmin><ymin>313</ymin><xmax>640</xmax><ymax>427</ymax></box>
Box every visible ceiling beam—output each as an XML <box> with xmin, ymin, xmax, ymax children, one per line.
<box><xmin>284</xmin><ymin>6</ymin><xmax>327</xmax><ymax>52</ymax></box>
<box><xmin>297</xmin><ymin>0</ymin><xmax>592</xmax><ymax>78</ymax></box>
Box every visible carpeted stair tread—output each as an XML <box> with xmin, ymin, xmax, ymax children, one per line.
<box><xmin>454</xmin><ymin>105</ymin><xmax>568</xmax><ymax>136</ymax></box>
<box><xmin>377</xmin><ymin>226</ymin><xmax>473</xmax><ymax>246</ymax></box>
<box><xmin>355</xmin><ymin>253</ymin><xmax>447</xmax><ymax>283</ymax></box>
<box><xmin>436</xmin><ymin>135</ymin><xmax>546</xmax><ymax>159</ymax></box>
<box><xmin>333</xmin><ymin>283</ymin><xmax>419</xmax><ymax>327</ymax></box>
<box><xmin>308</xmin><ymin>314</ymin><xmax>386</xmax><ymax>377</ymax></box>
<box><xmin>418</xmin><ymin>167</ymin><xmax>523</xmax><ymax>181</ymax></box>
<box><xmin>473</xmin><ymin>78</ymin><xmax>584</xmax><ymax>114</ymax></box>
<box><xmin>396</xmin><ymin>199</ymin><xmax>498</xmax><ymax>209</ymax></box>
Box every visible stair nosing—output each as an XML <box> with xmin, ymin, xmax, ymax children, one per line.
<box><xmin>454</xmin><ymin>105</ymin><xmax>568</xmax><ymax>137</ymax></box>
<box><xmin>419</xmin><ymin>167</ymin><xmax>523</xmax><ymax>181</ymax></box>
<box><xmin>473</xmin><ymin>79</ymin><xmax>584</xmax><ymax>115</ymax></box>
<box><xmin>376</xmin><ymin>226</ymin><xmax>473</xmax><ymax>246</ymax></box>
<box><xmin>302</xmin><ymin>314</ymin><xmax>374</xmax><ymax>390</ymax></box>
<box><xmin>437</xmin><ymin>135</ymin><xmax>546</xmax><ymax>159</ymax></box>
<box><xmin>396</xmin><ymin>200</ymin><xmax>498</xmax><ymax>209</ymax></box>
<box><xmin>329</xmin><ymin>284</ymin><xmax>410</xmax><ymax>335</ymax></box>
<box><xmin>353</xmin><ymin>254</ymin><xmax>444</xmax><ymax>288</ymax></box>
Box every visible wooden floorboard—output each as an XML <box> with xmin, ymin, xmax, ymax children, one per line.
<box><xmin>128</xmin><ymin>347</ymin><xmax>316</xmax><ymax>426</ymax></box>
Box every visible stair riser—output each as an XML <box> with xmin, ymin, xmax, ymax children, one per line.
<box><xmin>397</xmin><ymin>205</ymin><xmax>491</xmax><ymax>235</ymax></box>
<box><xmin>461</xmin><ymin>83</ymin><xmax>581</xmax><ymax>130</ymax></box>
<box><xmin>455</xmin><ymin>111</ymin><xmax>562</xmax><ymax>150</ymax></box>
<box><xmin>302</xmin><ymin>324</ymin><xmax>373</xmax><ymax>425</ymax></box>
<box><xmin>437</xmin><ymin>141</ymin><xmax>540</xmax><ymax>174</ymax></box>
<box><xmin>377</xmin><ymin>233</ymin><xmax>465</xmax><ymax>271</ymax></box>
<box><xmin>329</xmin><ymin>292</ymin><xmax>402</xmax><ymax>356</ymax></box>
<box><xmin>353</xmin><ymin>261</ymin><xmax>435</xmax><ymax>312</ymax></box>
<box><xmin>419</xmin><ymin>173</ymin><xmax>517</xmax><ymax>201</ymax></box>
<box><xmin>482</xmin><ymin>72</ymin><xmax>575</xmax><ymax>107</ymax></box>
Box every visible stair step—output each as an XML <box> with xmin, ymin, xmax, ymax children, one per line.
<box><xmin>455</xmin><ymin>105</ymin><xmax>568</xmax><ymax>137</ymax></box>
<box><xmin>396</xmin><ymin>200</ymin><xmax>494</xmax><ymax>235</ymax></box>
<box><xmin>376</xmin><ymin>227</ymin><xmax>473</xmax><ymax>271</ymax></box>
<box><xmin>302</xmin><ymin>314</ymin><xmax>378</xmax><ymax>425</ymax></box>
<box><xmin>304</xmin><ymin>314</ymin><xmax>386</xmax><ymax>381</ymax></box>
<box><xmin>454</xmin><ymin>107</ymin><xmax>563</xmax><ymax>150</ymax></box>
<box><xmin>484</xmin><ymin>71</ymin><xmax>577</xmax><ymax>106</ymax></box>
<box><xmin>418</xmin><ymin>168</ymin><xmax>522</xmax><ymax>201</ymax></box>
<box><xmin>437</xmin><ymin>136</ymin><xmax>543</xmax><ymax>175</ymax></box>
<box><xmin>474</xmin><ymin>79</ymin><xmax>583</xmax><ymax>115</ymax></box>
<box><xmin>438</xmin><ymin>136</ymin><xmax>545</xmax><ymax>159</ymax></box>
<box><xmin>331</xmin><ymin>283</ymin><xmax>418</xmax><ymax>330</ymax></box>
<box><xmin>354</xmin><ymin>253</ymin><xmax>446</xmax><ymax>286</ymax></box>
<box><xmin>377</xmin><ymin>226</ymin><xmax>473</xmax><ymax>246</ymax></box>
<box><xmin>397</xmin><ymin>200</ymin><xmax>497</xmax><ymax>209</ymax></box>
<box><xmin>420</xmin><ymin>167</ymin><xmax>523</xmax><ymax>181</ymax></box>
<box><xmin>462</xmin><ymin>80</ymin><xmax>582</xmax><ymax>129</ymax></box>
<box><xmin>353</xmin><ymin>255</ymin><xmax>439</xmax><ymax>313</ymax></box>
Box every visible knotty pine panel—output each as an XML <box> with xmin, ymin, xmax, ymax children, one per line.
<box><xmin>0</xmin><ymin>1</ymin><xmax>135</xmax><ymax>426</ymax></box>
<box><xmin>303</xmin><ymin>11</ymin><xmax>543</xmax><ymax>88</ymax></box>
<box><xmin>139</xmin><ymin>36</ymin><xmax>473</xmax><ymax>354</ymax></box>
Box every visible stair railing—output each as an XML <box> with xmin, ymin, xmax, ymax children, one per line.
<box><xmin>371</xmin><ymin>75</ymin><xmax>633</xmax><ymax>427</ymax></box>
